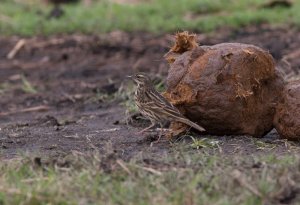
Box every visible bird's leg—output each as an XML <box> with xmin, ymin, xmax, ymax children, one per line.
<box><xmin>137</xmin><ymin>122</ymin><xmax>156</xmax><ymax>134</ymax></box>
<box><xmin>152</xmin><ymin>123</ymin><xmax>164</xmax><ymax>143</ymax></box>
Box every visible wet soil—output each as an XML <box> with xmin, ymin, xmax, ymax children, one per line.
<box><xmin>0</xmin><ymin>25</ymin><xmax>300</xmax><ymax>159</ymax></box>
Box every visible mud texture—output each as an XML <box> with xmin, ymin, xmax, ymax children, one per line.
<box><xmin>164</xmin><ymin>36</ymin><xmax>285</xmax><ymax>137</ymax></box>
<box><xmin>274</xmin><ymin>80</ymin><xmax>300</xmax><ymax>140</ymax></box>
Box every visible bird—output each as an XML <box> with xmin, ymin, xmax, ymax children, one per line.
<box><xmin>44</xmin><ymin>0</ymin><xmax>80</xmax><ymax>19</ymax></box>
<box><xmin>129</xmin><ymin>73</ymin><xmax>205</xmax><ymax>138</ymax></box>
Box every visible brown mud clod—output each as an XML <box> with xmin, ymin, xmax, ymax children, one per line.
<box><xmin>164</xmin><ymin>31</ymin><xmax>199</xmax><ymax>64</ymax></box>
<box><xmin>164</xmin><ymin>31</ymin><xmax>285</xmax><ymax>137</ymax></box>
<box><xmin>273</xmin><ymin>80</ymin><xmax>300</xmax><ymax>140</ymax></box>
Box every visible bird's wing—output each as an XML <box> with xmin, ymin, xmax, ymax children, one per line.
<box><xmin>144</xmin><ymin>101</ymin><xmax>206</xmax><ymax>132</ymax></box>
<box><xmin>144</xmin><ymin>90</ymin><xmax>184</xmax><ymax>120</ymax></box>
<box><xmin>143</xmin><ymin>85</ymin><xmax>205</xmax><ymax>132</ymax></box>
<box><xmin>146</xmin><ymin>88</ymin><xmax>177</xmax><ymax>108</ymax></box>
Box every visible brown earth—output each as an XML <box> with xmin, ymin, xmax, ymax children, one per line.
<box><xmin>0</xmin><ymin>25</ymin><xmax>300</xmax><ymax>160</ymax></box>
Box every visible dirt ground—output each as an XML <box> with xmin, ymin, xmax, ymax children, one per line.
<box><xmin>0</xmin><ymin>25</ymin><xmax>300</xmax><ymax>160</ymax></box>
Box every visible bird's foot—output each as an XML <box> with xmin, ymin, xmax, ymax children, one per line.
<box><xmin>150</xmin><ymin>128</ymin><xmax>169</xmax><ymax>146</ymax></box>
<box><xmin>137</xmin><ymin>124</ymin><xmax>156</xmax><ymax>135</ymax></box>
<box><xmin>150</xmin><ymin>134</ymin><xmax>162</xmax><ymax>146</ymax></box>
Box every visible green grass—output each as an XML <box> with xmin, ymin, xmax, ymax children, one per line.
<box><xmin>21</xmin><ymin>75</ymin><xmax>37</xmax><ymax>94</ymax></box>
<box><xmin>1</xmin><ymin>149</ymin><xmax>300</xmax><ymax>205</ymax></box>
<box><xmin>0</xmin><ymin>0</ymin><xmax>300</xmax><ymax>36</ymax></box>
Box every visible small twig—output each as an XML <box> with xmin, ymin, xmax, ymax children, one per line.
<box><xmin>63</xmin><ymin>134</ymin><xmax>80</xmax><ymax>139</ymax></box>
<box><xmin>21</xmin><ymin>177</ymin><xmax>49</xmax><ymax>183</ymax></box>
<box><xmin>0</xmin><ymin>105</ymin><xmax>49</xmax><ymax>116</ymax></box>
<box><xmin>98</xmin><ymin>128</ymin><xmax>120</xmax><ymax>133</ymax></box>
<box><xmin>62</xmin><ymin>92</ymin><xmax>76</xmax><ymax>103</ymax></box>
<box><xmin>138</xmin><ymin>166</ymin><xmax>162</xmax><ymax>176</ymax></box>
<box><xmin>7</xmin><ymin>39</ymin><xmax>26</xmax><ymax>59</ymax></box>
<box><xmin>116</xmin><ymin>159</ymin><xmax>132</xmax><ymax>175</ymax></box>
<box><xmin>231</xmin><ymin>169</ymin><xmax>263</xmax><ymax>198</ymax></box>
<box><xmin>85</xmin><ymin>135</ymin><xmax>97</xmax><ymax>150</ymax></box>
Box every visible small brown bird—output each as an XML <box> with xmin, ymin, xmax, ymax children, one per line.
<box><xmin>130</xmin><ymin>73</ymin><xmax>205</xmax><ymax>136</ymax></box>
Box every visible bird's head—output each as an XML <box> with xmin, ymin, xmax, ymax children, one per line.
<box><xmin>129</xmin><ymin>73</ymin><xmax>151</xmax><ymax>86</ymax></box>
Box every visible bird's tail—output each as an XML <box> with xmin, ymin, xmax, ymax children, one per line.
<box><xmin>178</xmin><ymin>118</ymin><xmax>205</xmax><ymax>132</ymax></box>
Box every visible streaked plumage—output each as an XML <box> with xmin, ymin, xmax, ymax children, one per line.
<box><xmin>131</xmin><ymin>73</ymin><xmax>205</xmax><ymax>134</ymax></box>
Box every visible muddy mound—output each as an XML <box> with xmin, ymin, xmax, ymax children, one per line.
<box><xmin>164</xmin><ymin>32</ymin><xmax>285</xmax><ymax>137</ymax></box>
<box><xmin>273</xmin><ymin>80</ymin><xmax>300</xmax><ymax>140</ymax></box>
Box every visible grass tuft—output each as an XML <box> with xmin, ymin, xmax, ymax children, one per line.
<box><xmin>21</xmin><ymin>75</ymin><xmax>37</xmax><ymax>94</ymax></box>
<box><xmin>1</xmin><ymin>151</ymin><xmax>300</xmax><ymax>204</ymax></box>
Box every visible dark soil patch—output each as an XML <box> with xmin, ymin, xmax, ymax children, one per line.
<box><xmin>0</xmin><ymin>26</ymin><xmax>300</xmax><ymax>159</ymax></box>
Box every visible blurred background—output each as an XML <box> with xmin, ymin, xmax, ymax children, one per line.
<box><xmin>0</xmin><ymin>0</ymin><xmax>299</xmax><ymax>35</ymax></box>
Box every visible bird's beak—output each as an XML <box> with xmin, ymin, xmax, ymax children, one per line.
<box><xmin>127</xmin><ymin>75</ymin><xmax>132</xmax><ymax>78</ymax></box>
